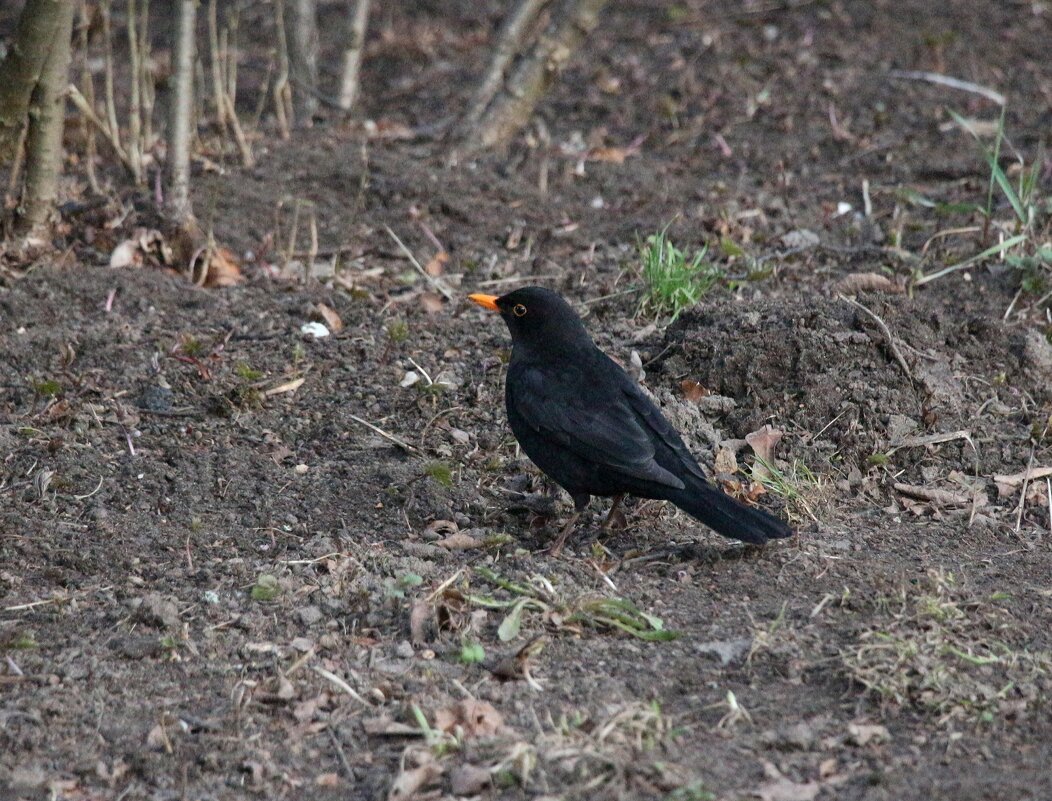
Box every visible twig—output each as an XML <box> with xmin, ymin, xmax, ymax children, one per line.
<box><xmin>383</xmin><ymin>225</ymin><xmax>454</xmax><ymax>300</ymax></box>
<box><xmin>328</xmin><ymin>726</ymin><xmax>354</xmax><ymax>779</ymax></box>
<box><xmin>888</xmin><ymin>70</ymin><xmax>1005</xmax><ymax>106</ymax></box>
<box><xmin>1015</xmin><ymin>446</ymin><xmax>1037</xmax><ymax>532</ymax></box>
<box><xmin>100</xmin><ymin>0</ymin><xmax>122</xmax><ymax>156</ymax></box>
<box><xmin>894</xmin><ymin>483</ymin><xmax>972</xmax><ymax>507</ymax></box>
<box><xmin>312</xmin><ymin>666</ymin><xmax>370</xmax><ymax>706</ymax></box>
<box><xmin>887</xmin><ymin>430</ymin><xmax>974</xmax><ymax>455</ymax></box>
<box><xmin>348</xmin><ymin>413</ymin><xmax>419</xmax><ymax>453</ymax></box>
<box><xmin>837</xmin><ymin>294</ymin><xmax>913</xmax><ymax>384</ymax></box>
<box><xmin>68</xmin><ymin>84</ymin><xmax>132</xmax><ymax>171</ymax></box>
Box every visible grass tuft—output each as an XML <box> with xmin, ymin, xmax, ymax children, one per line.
<box><xmin>638</xmin><ymin>226</ymin><xmax>723</xmax><ymax>322</ymax></box>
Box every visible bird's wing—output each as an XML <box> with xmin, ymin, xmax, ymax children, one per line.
<box><xmin>509</xmin><ymin>361</ymin><xmax>686</xmax><ymax>490</ymax></box>
<box><xmin>619</xmin><ymin>376</ymin><xmax>710</xmax><ymax>484</ymax></box>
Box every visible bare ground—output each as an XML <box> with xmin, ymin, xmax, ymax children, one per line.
<box><xmin>2</xmin><ymin>1</ymin><xmax>1052</xmax><ymax>799</ymax></box>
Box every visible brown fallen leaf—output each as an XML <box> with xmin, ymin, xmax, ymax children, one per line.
<box><xmin>714</xmin><ymin>447</ymin><xmax>739</xmax><ymax>476</ymax></box>
<box><xmin>436</xmin><ymin>532</ymin><xmax>484</xmax><ymax>550</ymax></box>
<box><xmin>746</xmin><ymin>425</ymin><xmax>784</xmax><ymax>479</ymax></box>
<box><xmin>893</xmin><ymin>482</ymin><xmax>973</xmax><ymax>507</ymax></box>
<box><xmin>847</xmin><ymin>721</ymin><xmax>890</xmax><ymax>746</ymax></box>
<box><xmin>315</xmin><ymin>303</ymin><xmax>343</xmax><ymax>332</ymax></box>
<box><xmin>485</xmin><ymin>635</ymin><xmax>546</xmax><ymax>689</ymax></box>
<box><xmin>191</xmin><ymin>245</ymin><xmax>243</xmax><ymax>288</ymax></box>
<box><xmin>387</xmin><ymin>759</ymin><xmax>442</xmax><ymax>801</ymax></box>
<box><xmin>753</xmin><ymin>778</ymin><xmax>820</xmax><ymax>801</ymax></box>
<box><xmin>109</xmin><ymin>227</ymin><xmax>171</xmax><ymax>268</ymax></box>
<box><xmin>434</xmin><ymin>699</ymin><xmax>504</xmax><ymax>739</ymax></box>
<box><xmin>835</xmin><ymin>271</ymin><xmax>904</xmax><ymax>295</ymax></box>
<box><xmin>680</xmin><ymin>379</ymin><xmax>711</xmax><ymax>403</ymax></box>
<box><xmin>264</xmin><ymin>377</ymin><xmax>306</xmax><ymax>397</ymax></box>
<box><xmin>420</xmin><ymin>292</ymin><xmax>445</xmax><ymax>314</ymax></box>
<box><xmin>424</xmin><ymin>251</ymin><xmax>449</xmax><ymax>277</ymax></box>
<box><xmin>994</xmin><ymin>466</ymin><xmax>1052</xmax><ymax>497</ymax></box>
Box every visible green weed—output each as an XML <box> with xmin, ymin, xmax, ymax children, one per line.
<box><xmin>638</xmin><ymin>227</ymin><xmax>723</xmax><ymax>322</ymax></box>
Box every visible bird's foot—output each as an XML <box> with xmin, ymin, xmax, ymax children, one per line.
<box><xmin>544</xmin><ymin>511</ymin><xmax>581</xmax><ymax>556</ymax></box>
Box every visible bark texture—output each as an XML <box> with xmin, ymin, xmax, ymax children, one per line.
<box><xmin>167</xmin><ymin>0</ymin><xmax>197</xmax><ymax>224</ymax></box>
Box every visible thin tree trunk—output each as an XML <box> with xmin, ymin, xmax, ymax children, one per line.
<box><xmin>467</xmin><ymin>0</ymin><xmax>607</xmax><ymax>153</ymax></box>
<box><xmin>0</xmin><ymin>0</ymin><xmax>70</xmax><ymax>163</ymax></box>
<box><xmin>283</xmin><ymin>0</ymin><xmax>318</xmax><ymax>124</ymax></box>
<box><xmin>458</xmin><ymin>0</ymin><xmax>549</xmax><ymax>135</ymax></box>
<box><xmin>167</xmin><ymin>0</ymin><xmax>196</xmax><ymax>225</ymax></box>
<box><xmin>15</xmin><ymin>0</ymin><xmax>75</xmax><ymax>235</ymax></box>
<box><xmin>337</xmin><ymin>0</ymin><xmax>370</xmax><ymax>113</ymax></box>
<box><xmin>126</xmin><ymin>0</ymin><xmax>144</xmax><ymax>184</ymax></box>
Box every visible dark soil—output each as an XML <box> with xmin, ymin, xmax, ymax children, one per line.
<box><xmin>3</xmin><ymin>1</ymin><xmax>1052</xmax><ymax>800</ymax></box>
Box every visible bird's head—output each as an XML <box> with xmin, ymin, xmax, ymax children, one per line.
<box><xmin>468</xmin><ymin>286</ymin><xmax>592</xmax><ymax>354</ymax></box>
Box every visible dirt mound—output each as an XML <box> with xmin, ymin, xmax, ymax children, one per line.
<box><xmin>661</xmin><ymin>292</ymin><xmax>1049</xmax><ymax>475</ymax></box>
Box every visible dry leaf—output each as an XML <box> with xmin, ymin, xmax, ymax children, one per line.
<box><xmin>265</xmin><ymin>377</ymin><xmax>305</xmax><ymax>397</ymax></box>
<box><xmin>680</xmin><ymin>379</ymin><xmax>711</xmax><ymax>403</ymax></box>
<box><xmin>434</xmin><ymin>699</ymin><xmax>504</xmax><ymax>739</ymax></box>
<box><xmin>145</xmin><ymin>723</ymin><xmax>172</xmax><ymax>752</ymax></box>
<box><xmin>437</xmin><ymin>533</ymin><xmax>483</xmax><ymax>550</ymax></box>
<box><xmin>420</xmin><ymin>292</ymin><xmax>445</xmax><ymax>314</ymax></box>
<box><xmin>835</xmin><ymin>272</ymin><xmax>904</xmax><ymax>295</ymax></box>
<box><xmin>315</xmin><ymin>772</ymin><xmax>341</xmax><ymax>787</ymax></box>
<box><xmin>424</xmin><ymin>251</ymin><xmax>449</xmax><ymax>277</ymax></box>
<box><xmin>366</xmin><ymin>118</ymin><xmax>416</xmax><ymax>140</ymax></box>
<box><xmin>994</xmin><ymin>466</ymin><xmax>1052</xmax><ymax>497</ymax></box>
<box><xmin>387</xmin><ymin>759</ymin><xmax>443</xmax><ymax>801</ymax></box>
<box><xmin>315</xmin><ymin>303</ymin><xmax>343</xmax><ymax>332</ymax></box>
<box><xmin>362</xmin><ymin>716</ymin><xmax>422</xmax><ymax>737</ymax></box>
<box><xmin>847</xmin><ymin>722</ymin><xmax>890</xmax><ymax>746</ymax></box>
<box><xmin>753</xmin><ymin>778</ymin><xmax>821</xmax><ymax>801</ymax></box>
<box><xmin>450</xmin><ymin>764</ymin><xmax>492</xmax><ymax>796</ymax></box>
<box><xmin>587</xmin><ymin>146</ymin><xmax>632</xmax><ymax>163</ymax></box>
<box><xmin>189</xmin><ymin>244</ymin><xmax>242</xmax><ymax>288</ymax></box>
<box><xmin>746</xmin><ymin>425</ymin><xmax>784</xmax><ymax>477</ymax></box>
<box><xmin>109</xmin><ymin>228</ymin><xmax>170</xmax><ymax>268</ymax></box>
<box><xmin>409</xmin><ymin>600</ymin><xmax>432</xmax><ymax>645</ymax></box>
<box><xmin>714</xmin><ymin>447</ymin><xmax>739</xmax><ymax>476</ymax></box>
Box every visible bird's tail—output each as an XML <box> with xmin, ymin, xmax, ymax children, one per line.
<box><xmin>666</xmin><ymin>479</ymin><xmax>793</xmax><ymax>544</ymax></box>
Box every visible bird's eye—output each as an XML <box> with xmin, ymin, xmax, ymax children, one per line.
<box><xmin>513</xmin><ymin>304</ymin><xmax>527</xmax><ymax>317</ymax></box>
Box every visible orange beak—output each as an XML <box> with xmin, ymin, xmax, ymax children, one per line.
<box><xmin>468</xmin><ymin>293</ymin><xmax>500</xmax><ymax>312</ymax></box>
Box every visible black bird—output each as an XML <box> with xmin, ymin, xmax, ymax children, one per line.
<box><xmin>469</xmin><ymin>286</ymin><xmax>794</xmax><ymax>554</ymax></box>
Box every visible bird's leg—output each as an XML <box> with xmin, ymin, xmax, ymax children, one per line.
<box><xmin>548</xmin><ymin>494</ymin><xmax>590</xmax><ymax>556</ymax></box>
<box><xmin>601</xmin><ymin>494</ymin><xmax>626</xmax><ymax>530</ymax></box>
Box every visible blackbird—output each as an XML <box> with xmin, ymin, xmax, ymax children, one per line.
<box><xmin>469</xmin><ymin>286</ymin><xmax>794</xmax><ymax>554</ymax></box>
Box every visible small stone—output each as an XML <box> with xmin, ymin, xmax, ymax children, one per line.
<box><xmin>297</xmin><ymin>606</ymin><xmax>323</xmax><ymax>626</ymax></box>
<box><xmin>394</xmin><ymin>640</ymin><xmax>415</xmax><ymax>659</ymax></box>
<box><xmin>695</xmin><ymin>637</ymin><xmax>752</xmax><ymax>666</ymax></box>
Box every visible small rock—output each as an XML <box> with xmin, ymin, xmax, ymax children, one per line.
<box><xmin>450</xmin><ymin>764</ymin><xmax>491</xmax><ymax>795</ymax></box>
<box><xmin>695</xmin><ymin>637</ymin><xmax>752</xmax><ymax>665</ymax></box>
<box><xmin>394</xmin><ymin>640</ymin><xmax>415</xmax><ymax>659</ymax></box>
<box><xmin>300</xmin><ymin>322</ymin><xmax>330</xmax><ymax>339</ymax></box>
<box><xmin>297</xmin><ymin>606</ymin><xmax>324</xmax><ymax>626</ymax></box>
<box><xmin>134</xmin><ymin>593</ymin><xmax>182</xmax><ymax>630</ymax></box>
<box><xmin>781</xmin><ymin>229</ymin><xmax>820</xmax><ymax>249</ymax></box>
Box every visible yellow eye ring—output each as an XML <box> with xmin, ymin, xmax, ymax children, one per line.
<box><xmin>513</xmin><ymin>304</ymin><xmax>527</xmax><ymax>317</ymax></box>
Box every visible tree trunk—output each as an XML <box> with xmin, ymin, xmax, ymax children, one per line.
<box><xmin>337</xmin><ymin>0</ymin><xmax>370</xmax><ymax>113</ymax></box>
<box><xmin>284</xmin><ymin>0</ymin><xmax>319</xmax><ymax>123</ymax></box>
<box><xmin>0</xmin><ymin>0</ymin><xmax>72</xmax><ymax>164</ymax></box>
<box><xmin>167</xmin><ymin>0</ymin><xmax>197</xmax><ymax>225</ymax></box>
<box><xmin>13</xmin><ymin>0</ymin><xmax>75</xmax><ymax>236</ymax></box>
<box><xmin>459</xmin><ymin>0</ymin><xmax>607</xmax><ymax>154</ymax></box>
